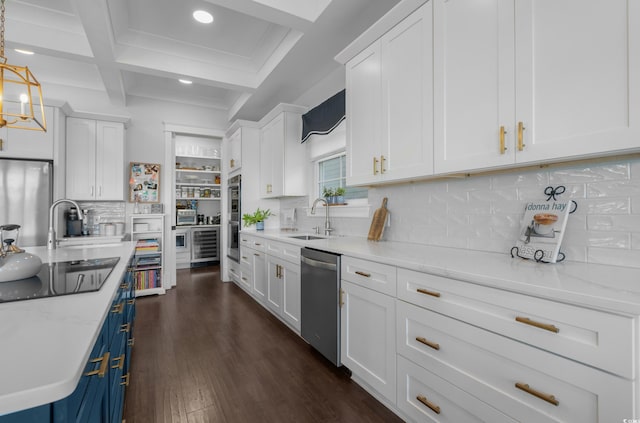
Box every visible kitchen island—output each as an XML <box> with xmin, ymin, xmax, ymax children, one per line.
<box><xmin>0</xmin><ymin>242</ymin><xmax>135</xmax><ymax>418</ymax></box>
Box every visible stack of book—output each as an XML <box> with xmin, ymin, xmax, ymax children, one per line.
<box><xmin>135</xmin><ymin>238</ymin><xmax>159</xmax><ymax>253</ymax></box>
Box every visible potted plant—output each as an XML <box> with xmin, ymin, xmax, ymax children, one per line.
<box><xmin>322</xmin><ymin>186</ymin><xmax>335</xmax><ymax>204</ymax></box>
<box><xmin>242</xmin><ymin>207</ymin><xmax>273</xmax><ymax>231</ymax></box>
<box><xmin>334</xmin><ymin>187</ymin><xmax>346</xmax><ymax>205</ymax></box>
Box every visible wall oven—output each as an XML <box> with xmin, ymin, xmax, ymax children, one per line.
<box><xmin>227</xmin><ymin>175</ymin><xmax>241</xmax><ymax>262</ymax></box>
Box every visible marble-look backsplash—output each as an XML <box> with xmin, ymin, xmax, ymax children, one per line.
<box><xmin>282</xmin><ymin>157</ymin><xmax>640</xmax><ymax>268</ymax></box>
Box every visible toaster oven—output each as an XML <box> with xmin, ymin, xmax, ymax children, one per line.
<box><xmin>176</xmin><ymin>209</ymin><xmax>197</xmax><ymax>226</ymax></box>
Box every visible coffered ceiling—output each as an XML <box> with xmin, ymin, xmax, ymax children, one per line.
<box><xmin>4</xmin><ymin>0</ymin><xmax>399</xmax><ymax>122</ymax></box>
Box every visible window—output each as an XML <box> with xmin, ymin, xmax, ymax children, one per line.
<box><xmin>317</xmin><ymin>153</ymin><xmax>367</xmax><ymax>202</ymax></box>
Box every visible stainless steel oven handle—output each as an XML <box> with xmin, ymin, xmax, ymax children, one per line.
<box><xmin>301</xmin><ymin>255</ymin><xmax>337</xmax><ymax>271</ymax></box>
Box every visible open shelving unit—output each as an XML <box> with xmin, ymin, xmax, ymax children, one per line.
<box><xmin>131</xmin><ymin>213</ymin><xmax>166</xmax><ymax>297</ymax></box>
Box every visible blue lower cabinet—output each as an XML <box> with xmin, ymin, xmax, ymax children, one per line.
<box><xmin>0</xmin><ymin>267</ymin><xmax>136</xmax><ymax>423</ymax></box>
<box><xmin>0</xmin><ymin>405</ymin><xmax>51</xmax><ymax>423</ymax></box>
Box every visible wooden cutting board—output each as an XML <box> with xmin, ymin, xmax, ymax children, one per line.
<box><xmin>367</xmin><ymin>197</ymin><xmax>388</xmax><ymax>241</ymax></box>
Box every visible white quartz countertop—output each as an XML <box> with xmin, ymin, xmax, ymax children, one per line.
<box><xmin>0</xmin><ymin>242</ymin><xmax>136</xmax><ymax>416</ymax></box>
<box><xmin>242</xmin><ymin>229</ymin><xmax>640</xmax><ymax>315</ymax></box>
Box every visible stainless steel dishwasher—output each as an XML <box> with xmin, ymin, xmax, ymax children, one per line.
<box><xmin>301</xmin><ymin>247</ymin><xmax>341</xmax><ymax>366</ymax></box>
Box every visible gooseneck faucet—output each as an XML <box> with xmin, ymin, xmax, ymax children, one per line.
<box><xmin>47</xmin><ymin>199</ymin><xmax>83</xmax><ymax>250</ymax></box>
<box><xmin>311</xmin><ymin>198</ymin><xmax>333</xmax><ymax>236</ymax></box>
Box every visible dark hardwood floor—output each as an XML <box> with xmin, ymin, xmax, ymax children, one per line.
<box><xmin>123</xmin><ymin>266</ymin><xmax>403</xmax><ymax>423</ymax></box>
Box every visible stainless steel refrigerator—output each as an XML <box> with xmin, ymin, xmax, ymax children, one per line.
<box><xmin>0</xmin><ymin>158</ymin><xmax>53</xmax><ymax>246</ymax></box>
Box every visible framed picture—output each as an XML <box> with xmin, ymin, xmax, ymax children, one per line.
<box><xmin>129</xmin><ymin>162</ymin><xmax>161</xmax><ymax>203</ymax></box>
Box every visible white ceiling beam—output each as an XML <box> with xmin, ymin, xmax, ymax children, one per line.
<box><xmin>69</xmin><ymin>0</ymin><xmax>126</xmax><ymax>106</ymax></box>
<box><xmin>203</xmin><ymin>0</ymin><xmax>313</xmax><ymax>32</ymax></box>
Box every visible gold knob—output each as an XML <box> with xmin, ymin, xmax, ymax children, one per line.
<box><xmin>499</xmin><ymin>126</ymin><xmax>507</xmax><ymax>154</ymax></box>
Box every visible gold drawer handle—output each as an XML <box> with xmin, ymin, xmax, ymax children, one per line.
<box><xmin>241</xmin><ymin>277</ymin><xmax>248</xmax><ymax>281</ymax></box>
<box><xmin>373</xmin><ymin>157</ymin><xmax>379</xmax><ymax>175</ymax></box>
<box><xmin>355</xmin><ymin>271</ymin><xmax>371</xmax><ymax>278</ymax></box>
<box><xmin>242</xmin><ymin>256</ymin><xmax>248</xmax><ymax>260</ymax></box>
<box><xmin>120</xmin><ymin>323</ymin><xmax>131</xmax><ymax>333</ymax></box>
<box><xmin>85</xmin><ymin>352</ymin><xmax>110</xmax><ymax>378</ymax></box>
<box><xmin>339</xmin><ymin>289</ymin><xmax>345</xmax><ymax>308</ymax></box>
<box><xmin>121</xmin><ymin>373</ymin><xmax>130</xmax><ymax>387</ymax></box>
<box><xmin>111</xmin><ymin>303</ymin><xmax>124</xmax><ymax>314</ymax></box>
<box><xmin>518</xmin><ymin>121</ymin><xmax>525</xmax><ymax>151</ymax></box>
<box><xmin>112</xmin><ymin>354</ymin><xmax>125</xmax><ymax>370</ymax></box>
<box><xmin>417</xmin><ymin>288</ymin><xmax>441</xmax><ymax>298</ymax></box>
<box><xmin>380</xmin><ymin>155</ymin><xmax>386</xmax><ymax>174</ymax></box>
<box><xmin>128</xmin><ymin>337</ymin><xmax>135</xmax><ymax>347</ymax></box>
<box><xmin>127</xmin><ymin>299</ymin><xmax>135</xmax><ymax>305</ymax></box>
<box><xmin>416</xmin><ymin>336</ymin><xmax>440</xmax><ymax>351</ymax></box>
<box><xmin>416</xmin><ymin>395</ymin><xmax>440</xmax><ymax>414</ymax></box>
<box><xmin>515</xmin><ymin>382</ymin><xmax>559</xmax><ymax>406</ymax></box>
<box><xmin>499</xmin><ymin>125</ymin><xmax>507</xmax><ymax>154</ymax></box>
<box><xmin>230</xmin><ymin>159</ymin><xmax>235</xmax><ymax>168</ymax></box>
<box><xmin>254</xmin><ymin>253</ymin><xmax>260</xmax><ymax>256</ymax></box>
<box><xmin>120</xmin><ymin>282</ymin><xmax>130</xmax><ymax>290</ymax></box>
<box><xmin>515</xmin><ymin>316</ymin><xmax>559</xmax><ymax>333</ymax></box>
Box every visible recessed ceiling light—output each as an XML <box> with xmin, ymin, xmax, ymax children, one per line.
<box><xmin>179</xmin><ymin>79</ymin><xmax>193</xmax><ymax>85</ymax></box>
<box><xmin>14</xmin><ymin>49</ymin><xmax>34</xmax><ymax>55</ymax></box>
<box><xmin>193</xmin><ymin>10</ymin><xmax>213</xmax><ymax>24</ymax></box>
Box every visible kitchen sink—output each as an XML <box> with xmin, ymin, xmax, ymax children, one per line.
<box><xmin>288</xmin><ymin>235</ymin><xmax>326</xmax><ymax>240</ymax></box>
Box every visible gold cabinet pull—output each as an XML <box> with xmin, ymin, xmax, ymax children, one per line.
<box><xmin>417</xmin><ymin>288</ymin><xmax>441</xmax><ymax>298</ymax></box>
<box><xmin>128</xmin><ymin>337</ymin><xmax>135</xmax><ymax>347</ymax></box>
<box><xmin>127</xmin><ymin>299</ymin><xmax>135</xmax><ymax>305</ymax></box>
<box><xmin>515</xmin><ymin>316</ymin><xmax>559</xmax><ymax>333</ymax></box>
<box><xmin>112</xmin><ymin>354</ymin><xmax>125</xmax><ymax>370</ymax></box>
<box><xmin>230</xmin><ymin>158</ymin><xmax>235</xmax><ymax>168</ymax></box>
<box><xmin>416</xmin><ymin>395</ymin><xmax>441</xmax><ymax>414</ymax></box>
<box><xmin>254</xmin><ymin>253</ymin><xmax>260</xmax><ymax>256</ymax></box>
<box><xmin>373</xmin><ymin>157</ymin><xmax>379</xmax><ymax>175</ymax></box>
<box><xmin>380</xmin><ymin>155</ymin><xmax>386</xmax><ymax>174</ymax></box>
<box><xmin>85</xmin><ymin>352</ymin><xmax>110</xmax><ymax>378</ymax></box>
<box><xmin>0</xmin><ymin>138</ymin><xmax>3</xmax><ymax>150</ymax></box>
<box><xmin>416</xmin><ymin>336</ymin><xmax>440</xmax><ymax>351</ymax></box>
<box><xmin>120</xmin><ymin>323</ymin><xmax>131</xmax><ymax>333</ymax></box>
<box><xmin>499</xmin><ymin>126</ymin><xmax>507</xmax><ymax>154</ymax></box>
<box><xmin>242</xmin><ymin>256</ymin><xmax>248</xmax><ymax>260</ymax></box>
<box><xmin>515</xmin><ymin>382</ymin><xmax>559</xmax><ymax>406</ymax></box>
<box><xmin>121</xmin><ymin>373</ymin><xmax>130</xmax><ymax>387</ymax></box>
<box><xmin>120</xmin><ymin>282</ymin><xmax>130</xmax><ymax>290</ymax></box>
<box><xmin>111</xmin><ymin>303</ymin><xmax>124</xmax><ymax>314</ymax></box>
<box><xmin>517</xmin><ymin>121</ymin><xmax>525</xmax><ymax>151</ymax></box>
<box><xmin>241</xmin><ymin>277</ymin><xmax>248</xmax><ymax>282</ymax></box>
<box><xmin>355</xmin><ymin>271</ymin><xmax>371</xmax><ymax>278</ymax></box>
<box><xmin>339</xmin><ymin>289</ymin><xmax>345</xmax><ymax>308</ymax></box>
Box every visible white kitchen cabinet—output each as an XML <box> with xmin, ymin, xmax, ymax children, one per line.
<box><xmin>265</xmin><ymin>255</ymin><xmax>301</xmax><ymax>332</ymax></box>
<box><xmin>259</xmin><ymin>105</ymin><xmax>306</xmax><ymax>198</ymax></box>
<box><xmin>346</xmin><ymin>2</ymin><xmax>433</xmax><ymax>186</ymax></box>
<box><xmin>66</xmin><ymin>117</ymin><xmax>125</xmax><ymax>201</ymax></box>
<box><xmin>251</xmin><ymin>249</ymin><xmax>267</xmax><ymax>303</ymax></box>
<box><xmin>227</xmin><ymin>127</ymin><xmax>242</xmax><ymax>175</ymax></box>
<box><xmin>239</xmin><ymin>234</ymin><xmax>267</xmax><ymax>303</ymax></box>
<box><xmin>340</xmin><ymin>279</ymin><xmax>396</xmax><ymax>405</ymax></box>
<box><xmin>433</xmin><ymin>0</ymin><xmax>640</xmax><ymax>173</ymax></box>
<box><xmin>0</xmin><ymin>105</ymin><xmax>55</xmax><ymax>160</ymax></box>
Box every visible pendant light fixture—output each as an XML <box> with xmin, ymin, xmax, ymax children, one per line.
<box><xmin>0</xmin><ymin>0</ymin><xmax>46</xmax><ymax>131</ymax></box>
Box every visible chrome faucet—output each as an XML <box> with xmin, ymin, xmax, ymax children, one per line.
<box><xmin>47</xmin><ymin>199</ymin><xmax>83</xmax><ymax>250</ymax></box>
<box><xmin>311</xmin><ymin>198</ymin><xmax>333</xmax><ymax>236</ymax></box>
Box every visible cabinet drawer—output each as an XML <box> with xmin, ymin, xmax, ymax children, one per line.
<box><xmin>397</xmin><ymin>301</ymin><xmax>633</xmax><ymax>423</ymax></box>
<box><xmin>239</xmin><ymin>235</ymin><xmax>266</xmax><ymax>252</ymax></box>
<box><xmin>342</xmin><ymin>256</ymin><xmax>396</xmax><ymax>296</ymax></box>
<box><xmin>228</xmin><ymin>259</ymin><xmax>240</xmax><ymax>283</ymax></box>
<box><xmin>397</xmin><ymin>356</ymin><xmax>516</xmax><ymax>423</ymax></box>
<box><xmin>239</xmin><ymin>247</ymin><xmax>253</xmax><ymax>268</ymax></box>
<box><xmin>397</xmin><ymin>267</ymin><xmax>634</xmax><ymax>378</ymax></box>
<box><xmin>266</xmin><ymin>240</ymin><xmax>300</xmax><ymax>264</ymax></box>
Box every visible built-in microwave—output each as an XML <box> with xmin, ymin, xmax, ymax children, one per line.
<box><xmin>176</xmin><ymin>209</ymin><xmax>197</xmax><ymax>226</ymax></box>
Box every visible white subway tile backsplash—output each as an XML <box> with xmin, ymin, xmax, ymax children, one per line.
<box><xmin>284</xmin><ymin>158</ymin><xmax>640</xmax><ymax>268</ymax></box>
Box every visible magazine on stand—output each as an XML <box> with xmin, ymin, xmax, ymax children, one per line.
<box><xmin>515</xmin><ymin>199</ymin><xmax>572</xmax><ymax>263</ymax></box>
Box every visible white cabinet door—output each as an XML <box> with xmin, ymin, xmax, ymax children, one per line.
<box><xmin>260</xmin><ymin>114</ymin><xmax>284</xmax><ymax>197</ymax></box>
<box><xmin>266</xmin><ymin>258</ymin><xmax>283</xmax><ymax>314</ymax></box>
<box><xmin>514</xmin><ymin>0</ymin><xmax>640</xmax><ymax>163</ymax></box>
<box><xmin>346</xmin><ymin>42</ymin><xmax>382</xmax><ymax>186</ymax></box>
<box><xmin>280</xmin><ymin>259</ymin><xmax>301</xmax><ymax>332</ymax></box>
<box><xmin>66</xmin><ymin>117</ymin><xmax>97</xmax><ymax>200</ymax></box>
<box><xmin>251</xmin><ymin>249</ymin><xmax>267</xmax><ymax>303</ymax></box>
<box><xmin>95</xmin><ymin>121</ymin><xmax>124</xmax><ymax>200</ymax></box>
<box><xmin>228</xmin><ymin>128</ymin><xmax>242</xmax><ymax>173</ymax></box>
<box><xmin>340</xmin><ymin>280</ymin><xmax>396</xmax><ymax>404</ymax></box>
<box><xmin>0</xmin><ymin>105</ymin><xmax>54</xmax><ymax>160</ymax></box>
<box><xmin>433</xmin><ymin>0</ymin><xmax>516</xmax><ymax>173</ymax></box>
<box><xmin>381</xmin><ymin>1</ymin><xmax>434</xmax><ymax>181</ymax></box>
